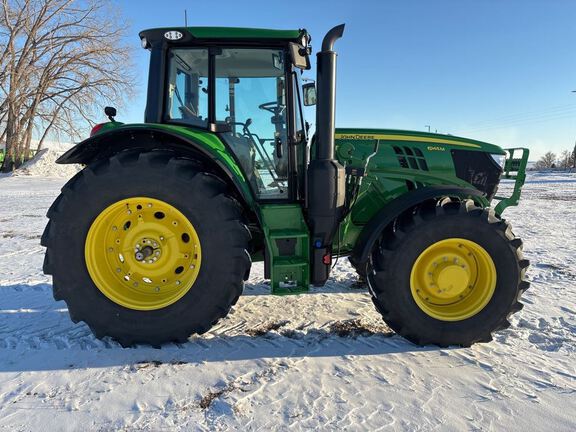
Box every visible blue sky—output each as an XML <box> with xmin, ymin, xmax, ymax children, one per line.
<box><xmin>115</xmin><ymin>0</ymin><xmax>576</xmax><ymax>160</ymax></box>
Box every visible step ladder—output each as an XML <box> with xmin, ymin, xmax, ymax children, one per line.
<box><xmin>259</xmin><ymin>205</ymin><xmax>310</xmax><ymax>295</ymax></box>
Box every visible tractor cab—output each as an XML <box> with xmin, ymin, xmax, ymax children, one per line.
<box><xmin>140</xmin><ymin>27</ymin><xmax>312</xmax><ymax>201</ymax></box>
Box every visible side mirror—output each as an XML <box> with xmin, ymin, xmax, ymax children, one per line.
<box><xmin>104</xmin><ymin>106</ymin><xmax>117</xmax><ymax>122</ymax></box>
<box><xmin>289</xmin><ymin>42</ymin><xmax>310</xmax><ymax>70</ymax></box>
<box><xmin>302</xmin><ymin>82</ymin><xmax>317</xmax><ymax>106</ymax></box>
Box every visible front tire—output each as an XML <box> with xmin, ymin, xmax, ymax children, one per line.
<box><xmin>42</xmin><ymin>150</ymin><xmax>251</xmax><ymax>346</ymax></box>
<box><xmin>368</xmin><ymin>199</ymin><xmax>529</xmax><ymax>347</ymax></box>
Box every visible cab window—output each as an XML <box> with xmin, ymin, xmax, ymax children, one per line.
<box><xmin>165</xmin><ymin>49</ymin><xmax>209</xmax><ymax>128</ymax></box>
<box><xmin>215</xmin><ymin>48</ymin><xmax>289</xmax><ymax>200</ymax></box>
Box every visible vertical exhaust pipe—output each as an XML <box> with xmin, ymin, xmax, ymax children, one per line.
<box><xmin>307</xmin><ymin>24</ymin><xmax>346</xmax><ymax>286</ymax></box>
<box><xmin>315</xmin><ymin>24</ymin><xmax>345</xmax><ymax>161</ymax></box>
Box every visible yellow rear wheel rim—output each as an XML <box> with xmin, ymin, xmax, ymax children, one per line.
<box><xmin>85</xmin><ymin>197</ymin><xmax>202</xmax><ymax>311</ymax></box>
<box><xmin>410</xmin><ymin>238</ymin><xmax>496</xmax><ymax>321</ymax></box>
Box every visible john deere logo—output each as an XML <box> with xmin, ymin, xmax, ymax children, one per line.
<box><xmin>337</xmin><ymin>134</ymin><xmax>375</xmax><ymax>140</ymax></box>
<box><xmin>164</xmin><ymin>31</ymin><xmax>183</xmax><ymax>41</ymax></box>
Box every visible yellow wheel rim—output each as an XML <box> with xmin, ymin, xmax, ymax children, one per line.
<box><xmin>85</xmin><ymin>197</ymin><xmax>202</xmax><ymax>311</ymax></box>
<box><xmin>410</xmin><ymin>238</ymin><xmax>496</xmax><ymax>321</ymax></box>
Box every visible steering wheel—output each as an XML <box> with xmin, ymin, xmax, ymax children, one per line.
<box><xmin>258</xmin><ymin>101</ymin><xmax>285</xmax><ymax>115</ymax></box>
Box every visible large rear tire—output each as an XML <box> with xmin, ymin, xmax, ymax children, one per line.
<box><xmin>368</xmin><ymin>199</ymin><xmax>529</xmax><ymax>347</ymax></box>
<box><xmin>42</xmin><ymin>150</ymin><xmax>251</xmax><ymax>346</ymax></box>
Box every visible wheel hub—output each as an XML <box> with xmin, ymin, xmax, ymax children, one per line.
<box><xmin>134</xmin><ymin>238</ymin><xmax>161</xmax><ymax>263</ymax></box>
<box><xmin>85</xmin><ymin>197</ymin><xmax>202</xmax><ymax>311</ymax></box>
<box><xmin>436</xmin><ymin>265</ymin><xmax>469</xmax><ymax>297</ymax></box>
<box><xmin>410</xmin><ymin>238</ymin><xmax>497</xmax><ymax>321</ymax></box>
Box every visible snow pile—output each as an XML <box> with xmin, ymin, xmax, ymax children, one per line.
<box><xmin>13</xmin><ymin>148</ymin><xmax>81</xmax><ymax>178</ymax></box>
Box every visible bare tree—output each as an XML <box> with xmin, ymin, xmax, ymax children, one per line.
<box><xmin>0</xmin><ymin>0</ymin><xmax>135</xmax><ymax>172</ymax></box>
<box><xmin>534</xmin><ymin>151</ymin><xmax>557</xmax><ymax>170</ymax></box>
<box><xmin>558</xmin><ymin>150</ymin><xmax>574</xmax><ymax>170</ymax></box>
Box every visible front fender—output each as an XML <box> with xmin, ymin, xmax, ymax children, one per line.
<box><xmin>349</xmin><ymin>186</ymin><xmax>487</xmax><ymax>270</ymax></box>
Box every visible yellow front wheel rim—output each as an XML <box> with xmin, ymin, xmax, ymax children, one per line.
<box><xmin>410</xmin><ymin>238</ymin><xmax>496</xmax><ymax>321</ymax></box>
<box><xmin>85</xmin><ymin>197</ymin><xmax>202</xmax><ymax>311</ymax></box>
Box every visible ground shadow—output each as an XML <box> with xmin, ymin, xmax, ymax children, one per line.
<box><xmin>0</xmin><ymin>283</ymin><xmax>441</xmax><ymax>372</ymax></box>
<box><xmin>242</xmin><ymin>278</ymin><xmax>368</xmax><ymax>296</ymax></box>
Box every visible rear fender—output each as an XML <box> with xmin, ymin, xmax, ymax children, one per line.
<box><xmin>57</xmin><ymin>125</ymin><xmax>255</xmax><ymax>208</ymax></box>
<box><xmin>349</xmin><ymin>186</ymin><xmax>487</xmax><ymax>270</ymax></box>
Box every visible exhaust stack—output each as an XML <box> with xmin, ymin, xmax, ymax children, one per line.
<box><xmin>307</xmin><ymin>24</ymin><xmax>346</xmax><ymax>286</ymax></box>
<box><xmin>315</xmin><ymin>24</ymin><xmax>345</xmax><ymax>160</ymax></box>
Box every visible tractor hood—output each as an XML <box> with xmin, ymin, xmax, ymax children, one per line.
<box><xmin>335</xmin><ymin>128</ymin><xmax>505</xmax><ymax>155</ymax></box>
<box><xmin>334</xmin><ymin>128</ymin><xmax>507</xmax><ymax>201</ymax></box>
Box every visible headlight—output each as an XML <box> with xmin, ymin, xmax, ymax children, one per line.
<box><xmin>490</xmin><ymin>153</ymin><xmax>506</xmax><ymax>169</ymax></box>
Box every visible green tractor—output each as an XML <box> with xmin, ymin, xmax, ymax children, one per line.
<box><xmin>42</xmin><ymin>24</ymin><xmax>530</xmax><ymax>347</ymax></box>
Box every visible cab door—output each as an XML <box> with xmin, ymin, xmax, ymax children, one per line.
<box><xmin>215</xmin><ymin>48</ymin><xmax>290</xmax><ymax>200</ymax></box>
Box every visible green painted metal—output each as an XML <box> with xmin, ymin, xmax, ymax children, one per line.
<box><xmin>187</xmin><ymin>27</ymin><xmax>303</xmax><ymax>40</ymax></box>
<box><xmin>259</xmin><ymin>204</ymin><xmax>310</xmax><ymax>294</ymax></box>
<box><xmin>332</xmin><ymin>128</ymin><xmax>511</xmax><ymax>255</ymax></box>
<box><xmin>494</xmin><ymin>147</ymin><xmax>530</xmax><ymax>215</ymax></box>
<box><xmin>335</xmin><ymin>128</ymin><xmax>505</xmax><ymax>154</ymax></box>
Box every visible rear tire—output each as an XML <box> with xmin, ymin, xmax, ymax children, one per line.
<box><xmin>368</xmin><ymin>199</ymin><xmax>529</xmax><ymax>347</ymax></box>
<box><xmin>42</xmin><ymin>150</ymin><xmax>251</xmax><ymax>346</ymax></box>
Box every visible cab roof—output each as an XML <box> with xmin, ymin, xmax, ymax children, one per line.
<box><xmin>139</xmin><ymin>26</ymin><xmax>308</xmax><ymax>47</ymax></box>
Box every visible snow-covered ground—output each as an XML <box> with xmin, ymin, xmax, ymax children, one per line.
<box><xmin>0</xmin><ymin>172</ymin><xmax>574</xmax><ymax>431</ymax></box>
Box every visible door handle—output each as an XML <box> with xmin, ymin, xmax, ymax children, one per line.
<box><xmin>275</xmin><ymin>137</ymin><xmax>283</xmax><ymax>158</ymax></box>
